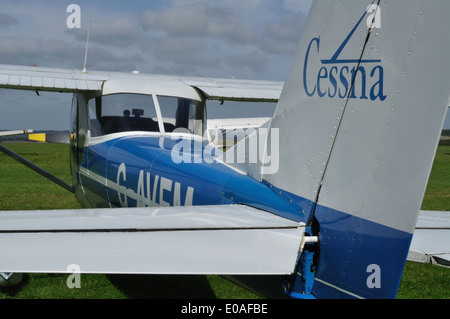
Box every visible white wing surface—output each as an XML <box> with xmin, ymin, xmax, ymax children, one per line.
<box><xmin>408</xmin><ymin>211</ymin><xmax>450</xmax><ymax>267</ymax></box>
<box><xmin>0</xmin><ymin>205</ymin><xmax>304</xmax><ymax>275</ymax></box>
<box><xmin>0</xmin><ymin>64</ymin><xmax>108</xmax><ymax>92</ymax></box>
<box><xmin>0</xmin><ymin>64</ymin><xmax>283</xmax><ymax>102</ymax></box>
<box><xmin>182</xmin><ymin>78</ymin><xmax>283</xmax><ymax>102</ymax></box>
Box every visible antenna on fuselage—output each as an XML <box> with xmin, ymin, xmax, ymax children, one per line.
<box><xmin>82</xmin><ymin>13</ymin><xmax>92</xmax><ymax>74</ymax></box>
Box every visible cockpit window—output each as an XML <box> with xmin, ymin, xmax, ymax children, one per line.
<box><xmin>88</xmin><ymin>94</ymin><xmax>159</xmax><ymax>136</ymax></box>
<box><xmin>87</xmin><ymin>94</ymin><xmax>206</xmax><ymax>138</ymax></box>
<box><xmin>158</xmin><ymin>96</ymin><xmax>205</xmax><ymax>137</ymax></box>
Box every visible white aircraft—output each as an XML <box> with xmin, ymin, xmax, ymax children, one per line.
<box><xmin>409</xmin><ymin>211</ymin><xmax>450</xmax><ymax>267</ymax></box>
<box><xmin>0</xmin><ymin>0</ymin><xmax>449</xmax><ymax>299</ymax></box>
<box><xmin>0</xmin><ymin>130</ymin><xmax>33</xmax><ymax>137</ymax></box>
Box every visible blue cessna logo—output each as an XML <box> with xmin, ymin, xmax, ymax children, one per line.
<box><xmin>303</xmin><ymin>4</ymin><xmax>386</xmax><ymax>101</ymax></box>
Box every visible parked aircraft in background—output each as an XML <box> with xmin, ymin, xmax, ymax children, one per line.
<box><xmin>0</xmin><ymin>130</ymin><xmax>33</xmax><ymax>137</ymax></box>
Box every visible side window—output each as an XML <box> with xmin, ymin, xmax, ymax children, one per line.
<box><xmin>158</xmin><ymin>96</ymin><xmax>205</xmax><ymax>136</ymax></box>
<box><xmin>88</xmin><ymin>97</ymin><xmax>103</xmax><ymax>137</ymax></box>
<box><xmin>88</xmin><ymin>94</ymin><xmax>159</xmax><ymax>136</ymax></box>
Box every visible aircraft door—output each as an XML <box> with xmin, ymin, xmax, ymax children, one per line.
<box><xmin>69</xmin><ymin>94</ymin><xmax>80</xmax><ymax>186</ymax></box>
<box><xmin>70</xmin><ymin>93</ymin><xmax>90</xmax><ymax>207</ymax></box>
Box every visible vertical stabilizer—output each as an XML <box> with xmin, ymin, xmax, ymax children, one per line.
<box><xmin>265</xmin><ymin>0</ymin><xmax>450</xmax><ymax>298</ymax></box>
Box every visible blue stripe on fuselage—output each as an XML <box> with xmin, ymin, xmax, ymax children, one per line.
<box><xmin>81</xmin><ymin>136</ymin><xmax>305</xmax><ymax>221</ymax></box>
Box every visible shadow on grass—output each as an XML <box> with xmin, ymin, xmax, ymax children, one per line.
<box><xmin>107</xmin><ymin>275</ymin><xmax>217</xmax><ymax>299</ymax></box>
<box><xmin>0</xmin><ymin>274</ymin><xmax>29</xmax><ymax>298</ymax></box>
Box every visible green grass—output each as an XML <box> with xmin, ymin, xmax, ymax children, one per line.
<box><xmin>0</xmin><ymin>143</ymin><xmax>80</xmax><ymax>210</ymax></box>
<box><xmin>0</xmin><ymin>142</ymin><xmax>448</xmax><ymax>299</ymax></box>
<box><xmin>396</xmin><ymin>145</ymin><xmax>450</xmax><ymax>299</ymax></box>
<box><xmin>420</xmin><ymin>145</ymin><xmax>450</xmax><ymax>211</ymax></box>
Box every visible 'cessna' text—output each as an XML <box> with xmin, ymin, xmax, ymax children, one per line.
<box><xmin>303</xmin><ymin>37</ymin><xmax>386</xmax><ymax>101</ymax></box>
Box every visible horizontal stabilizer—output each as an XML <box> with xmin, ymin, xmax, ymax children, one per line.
<box><xmin>408</xmin><ymin>211</ymin><xmax>450</xmax><ymax>268</ymax></box>
<box><xmin>0</xmin><ymin>205</ymin><xmax>304</xmax><ymax>275</ymax></box>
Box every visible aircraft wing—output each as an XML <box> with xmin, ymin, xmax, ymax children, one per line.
<box><xmin>0</xmin><ymin>205</ymin><xmax>305</xmax><ymax>275</ymax></box>
<box><xmin>181</xmin><ymin>78</ymin><xmax>283</xmax><ymax>102</ymax></box>
<box><xmin>408</xmin><ymin>211</ymin><xmax>450</xmax><ymax>267</ymax></box>
<box><xmin>0</xmin><ymin>64</ymin><xmax>283</xmax><ymax>102</ymax></box>
<box><xmin>0</xmin><ymin>129</ymin><xmax>33</xmax><ymax>137</ymax></box>
<box><xmin>0</xmin><ymin>64</ymin><xmax>108</xmax><ymax>92</ymax></box>
<box><xmin>208</xmin><ymin>117</ymin><xmax>272</xmax><ymax>131</ymax></box>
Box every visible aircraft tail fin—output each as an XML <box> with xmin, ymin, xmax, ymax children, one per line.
<box><xmin>263</xmin><ymin>0</ymin><xmax>450</xmax><ymax>298</ymax></box>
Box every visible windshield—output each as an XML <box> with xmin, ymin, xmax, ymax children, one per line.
<box><xmin>88</xmin><ymin>94</ymin><xmax>205</xmax><ymax>137</ymax></box>
<box><xmin>88</xmin><ymin>94</ymin><xmax>159</xmax><ymax>136</ymax></box>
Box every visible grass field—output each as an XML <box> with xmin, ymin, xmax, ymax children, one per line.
<box><xmin>0</xmin><ymin>142</ymin><xmax>448</xmax><ymax>299</ymax></box>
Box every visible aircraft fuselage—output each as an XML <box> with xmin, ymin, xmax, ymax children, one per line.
<box><xmin>73</xmin><ymin>134</ymin><xmax>301</xmax><ymax>222</ymax></box>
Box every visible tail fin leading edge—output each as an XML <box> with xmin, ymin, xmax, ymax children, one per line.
<box><xmin>265</xmin><ymin>0</ymin><xmax>450</xmax><ymax>298</ymax></box>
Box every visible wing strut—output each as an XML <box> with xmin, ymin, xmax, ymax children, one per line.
<box><xmin>0</xmin><ymin>143</ymin><xmax>74</xmax><ymax>193</ymax></box>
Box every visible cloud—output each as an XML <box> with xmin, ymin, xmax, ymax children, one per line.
<box><xmin>262</xmin><ymin>13</ymin><xmax>307</xmax><ymax>54</ymax></box>
<box><xmin>0</xmin><ymin>34</ymin><xmax>142</xmax><ymax>72</ymax></box>
<box><xmin>139</xmin><ymin>3</ymin><xmax>260</xmax><ymax>45</ymax></box>
<box><xmin>139</xmin><ymin>1</ymin><xmax>312</xmax><ymax>60</ymax></box>
<box><xmin>0</xmin><ymin>1</ymin><xmax>314</xmax><ymax>80</ymax></box>
<box><xmin>226</xmin><ymin>51</ymin><xmax>270</xmax><ymax>73</ymax></box>
<box><xmin>0</xmin><ymin>36</ymin><xmax>84</xmax><ymax>67</ymax></box>
<box><xmin>265</xmin><ymin>14</ymin><xmax>304</xmax><ymax>41</ymax></box>
<box><xmin>0</xmin><ymin>13</ymin><xmax>17</xmax><ymax>27</ymax></box>
<box><xmin>152</xmin><ymin>38</ymin><xmax>218</xmax><ymax>70</ymax></box>
<box><xmin>283</xmin><ymin>0</ymin><xmax>313</xmax><ymax>14</ymax></box>
<box><xmin>68</xmin><ymin>18</ymin><xmax>145</xmax><ymax>48</ymax></box>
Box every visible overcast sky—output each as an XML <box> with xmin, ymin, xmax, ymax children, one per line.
<box><xmin>0</xmin><ymin>0</ymin><xmax>312</xmax><ymax>130</ymax></box>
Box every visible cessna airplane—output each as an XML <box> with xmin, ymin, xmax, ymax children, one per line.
<box><xmin>0</xmin><ymin>0</ymin><xmax>449</xmax><ymax>299</ymax></box>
